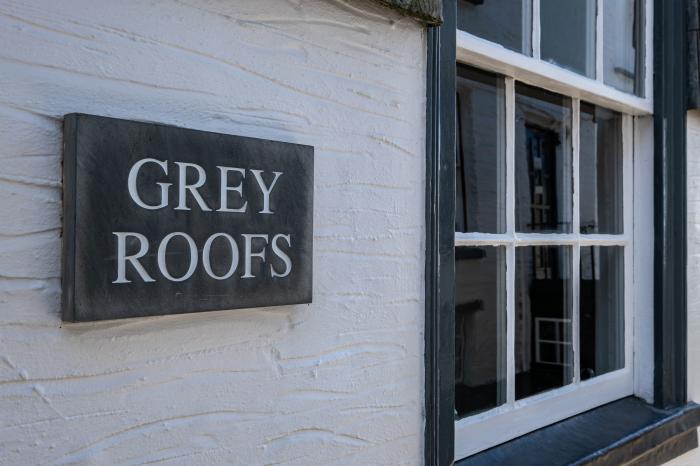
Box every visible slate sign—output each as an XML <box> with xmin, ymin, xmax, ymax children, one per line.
<box><xmin>62</xmin><ymin>114</ymin><xmax>313</xmax><ymax>321</ymax></box>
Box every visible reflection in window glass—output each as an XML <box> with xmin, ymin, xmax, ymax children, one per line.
<box><xmin>580</xmin><ymin>246</ymin><xmax>624</xmax><ymax>380</ymax></box>
<box><xmin>456</xmin><ymin>65</ymin><xmax>506</xmax><ymax>233</ymax></box>
<box><xmin>580</xmin><ymin>103</ymin><xmax>623</xmax><ymax>234</ymax></box>
<box><xmin>540</xmin><ymin>0</ymin><xmax>596</xmax><ymax>77</ymax></box>
<box><xmin>457</xmin><ymin>0</ymin><xmax>532</xmax><ymax>56</ymax></box>
<box><xmin>515</xmin><ymin>83</ymin><xmax>572</xmax><ymax>233</ymax></box>
<box><xmin>455</xmin><ymin>246</ymin><xmax>506</xmax><ymax>418</ymax></box>
<box><xmin>604</xmin><ymin>0</ymin><xmax>644</xmax><ymax>95</ymax></box>
<box><xmin>515</xmin><ymin>246</ymin><xmax>573</xmax><ymax>400</ymax></box>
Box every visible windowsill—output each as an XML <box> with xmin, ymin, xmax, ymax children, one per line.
<box><xmin>456</xmin><ymin>397</ymin><xmax>700</xmax><ymax>465</ymax></box>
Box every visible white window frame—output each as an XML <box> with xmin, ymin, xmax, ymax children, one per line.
<box><xmin>454</xmin><ymin>0</ymin><xmax>654</xmax><ymax>460</ymax></box>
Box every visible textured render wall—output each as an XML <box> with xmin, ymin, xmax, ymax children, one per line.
<box><xmin>0</xmin><ymin>1</ymin><xmax>427</xmax><ymax>464</ymax></box>
<box><xmin>665</xmin><ymin>111</ymin><xmax>700</xmax><ymax>465</ymax></box>
<box><xmin>688</xmin><ymin>112</ymin><xmax>700</xmax><ymax>419</ymax></box>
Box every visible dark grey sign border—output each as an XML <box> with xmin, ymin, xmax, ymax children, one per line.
<box><xmin>62</xmin><ymin>114</ymin><xmax>79</xmax><ymax>322</ymax></box>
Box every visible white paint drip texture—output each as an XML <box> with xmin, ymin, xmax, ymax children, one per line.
<box><xmin>0</xmin><ymin>0</ymin><xmax>426</xmax><ymax>464</ymax></box>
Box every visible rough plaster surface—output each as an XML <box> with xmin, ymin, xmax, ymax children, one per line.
<box><xmin>664</xmin><ymin>111</ymin><xmax>700</xmax><ymax>465</ymax></box>
<box><xmin>0</xmin><ymin>0</ymin><xmax>427</xmax><ymax>464</ymax></box>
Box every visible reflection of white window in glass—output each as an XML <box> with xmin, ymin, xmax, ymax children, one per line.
<box><xmin>453</xmin><ymin>0</ymin><xmax>652</xmax><ymax>460</ymax></box>
<box><xmin>534</xmin><ymin>317</ymin><xmax>572</xmax><ymax>366</ymax></box>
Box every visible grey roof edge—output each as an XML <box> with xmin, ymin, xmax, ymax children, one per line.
<box><xmin>370</xmin><ymin>0</ymin><xmax>443</xmax><ymax>26</ymax></box>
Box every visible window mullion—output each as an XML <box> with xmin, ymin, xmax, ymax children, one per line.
<box><xmin>643</xmin><ymin>0</ymin><xmax>653</xmax><ymax>100</ymax></box>
<box><xmin>532</xmin><ymin>0</ymin><xmax>541</xmax><ymax>60</ymax></box>
<box><xmin>595</xmin><ymin>0</ymin><xmax>604</xmax><ymax>81</ymax></box>
<box><xmin>506</xmin><ymin>243</ymin><xmax>516</xmax><ymax>406</ymax></box>
<box><xmin>573</xmin><ymin>98</ymin><xmax>581</xmax><ymax>237</ymax></box>
<box><xmin>506</xmin><ymin>77</ymin><xmax>515</xmax><ymax>237</ymax></box>
<box><xmin>572</xmin><ymin>98</ymin><xmax>581</xmax><ymax>385</ymax></box>
<box><xmin>505</xmin><ymin>76</ymin><xmax>516</xmax><ymax>406</ymax></box>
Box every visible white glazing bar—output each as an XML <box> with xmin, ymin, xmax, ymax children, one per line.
<box><xmin>506</xmin><ymin>243</ymin><xmax>516</xmax><ymax>406</ymax></box>
<box><xmin>644</xmin><ymin>0</ymin><xmax>653</xmax><ymax>100</ymax></box>
<box><xmin>505</xmin><ymin>76</ymin><xmax>516</xmax><ymax>406</ymax></box>
<box><xmin>572</xmin><ymin>242</ymin><xmax>581</xmax><ymax>384</ymax></box>
<box><xmin>506</xmin><ymin>77</ymin><xmax>516</xmax><ymax>237</ymax></box>
<box><xmin>512</xmin><ymin>233</ymin><xmax>578</xmax><ymax>245</ymax></box>
<box><xmin>532</xmin><ymin>0</ymin><xmax>541</xmax><ymax>60</ymax></box>
<box><xmin>573</xmin><ymin>99</ymin><xmax>581</xmax><ymax>237</ymax></box>
<box><xmin>457</xmin><ymin>233</ymin><xmax>628</xmax><ymax>247</ymax></box>
<box><xmin>578</xmin><ymin>235</ymin><xmax>629</xmax><ymax>246</ymax></box>
<box><xmin>572</xmin><ymin>98</ymin><xmax>581</xmax><ymax>384</ymax></box>
<box><xmin>455</xmin><ymin>233</ymin><xmax>512</xmax><ymax>246</ymax></box>
<box><xmin>596</xmin><ymin>0</ymin><xmax>604</xmax><ymax>82</ymax></box>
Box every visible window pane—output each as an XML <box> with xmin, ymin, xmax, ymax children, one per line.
<box><xmin>603</xmin><ymin>0</ymin><xmax>645</xmax><ymax>95</ymax></box>
<box><xmin>580</xmin><ymin>103</ymin><xmax>623</xmax><ymax>234</ymax></box>
<box><xmin>455</xmin><ymin>246</ymin><xmax>506</xmax><ymax>417</ymax></box>
<box><xmin>515</xmin><ymin>83</ymin><xmax>572</xmax><ymax>233</ymax></box>
<box><xmin>456</xmin><ymin>65</ymin><xmax>506</xmax><ymax>233</ymax></box>
<box><xmin>540</xmin><ymin>0</ymin><xmax>596</xmax><ymax>77</ymax></box>
<box><xmin>515</xmin><ymin>246</ymin><xmax>573</xmax><ymax>400</ymax></box>
<box><xmin>580</xmin><ymin>246</ymin><xmax>625</xmax><ymax>380</ymax></box>
<box><xmin>457</xmin><ymin>0</ymin><xmax>532</xmax><ymax>56</ymax></box>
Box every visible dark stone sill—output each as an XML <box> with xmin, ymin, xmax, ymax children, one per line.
<box><xmin>457</xmin><ymin>397</ymin><xmax>700</xmax><ymax>466</ymax></box>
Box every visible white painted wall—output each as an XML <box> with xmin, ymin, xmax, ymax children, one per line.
<box><xmin>0</xmin><ymin>1</ymin><xmax>427</xmax><ymax>464</ymax></box>
<box><xmin>663</xmin><ymin>111</ymin><xmax>700</xmax><ymax>465</ymax></box>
